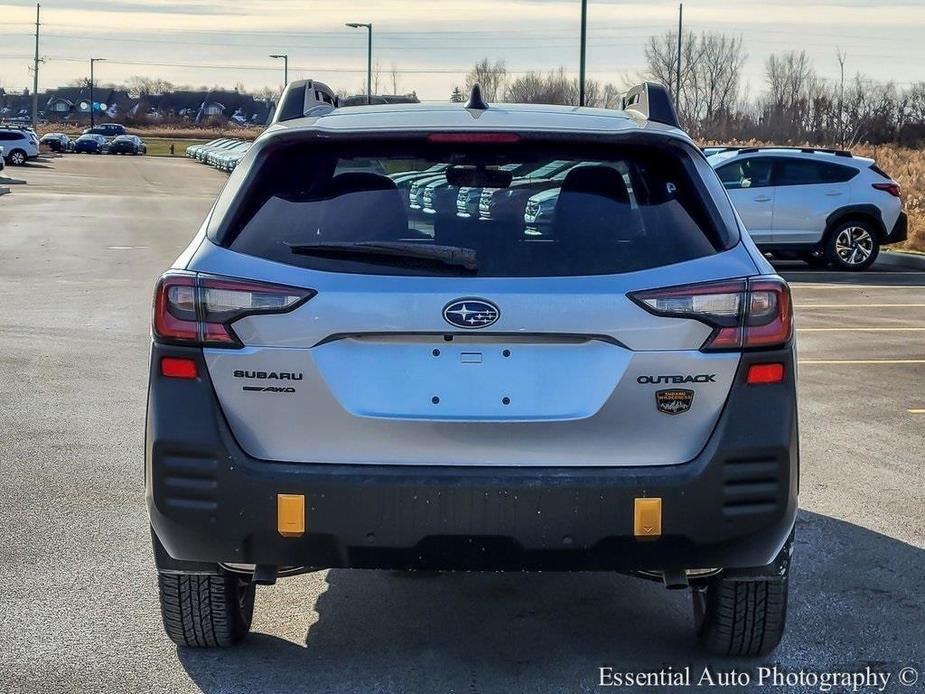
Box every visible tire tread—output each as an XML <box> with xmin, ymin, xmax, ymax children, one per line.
<box><xmin>157</xmin><ymin>572</ymin><xmax>254</xmax><ymax>648</ymax></box>
<box><xmin>696</xmin><ymin>577</ymin><xmax>788</xmax><ymax>656</ymax></box>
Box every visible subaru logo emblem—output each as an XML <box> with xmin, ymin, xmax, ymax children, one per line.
<box><xmin>443</xmin><ymin>298</ymin><xmax>500</xmax><ymax>329</ymax></box>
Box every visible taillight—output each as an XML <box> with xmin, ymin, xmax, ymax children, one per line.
<box><xmin>872</xmin><ymin>182</ymin><xmax>901</xmax><ymax>197</ymax></box>
<box><xmin>153</xmin><ymin>272</ymin><xmax>314</xmax><ymax>348</ymax></box>
<box><xmin>629</xmin><ymin>276</ymin><xmax>792</xmax><ymax>351</ymax></box>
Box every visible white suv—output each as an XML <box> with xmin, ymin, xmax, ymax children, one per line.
<box><xmin>0</xmin><ymin>127</ymin><xmax>40</xmax><ymax>166</ymax></box>
<box><xmin>709</xmin><ymin>147</ymin><xmax>906</xmax><ymax>271</ymax></box>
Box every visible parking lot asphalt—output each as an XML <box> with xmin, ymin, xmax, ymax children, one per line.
<box><xmin>1</xmin><ymin>156</ymin><xmax>923</xmax><ymax>693</ymax></box>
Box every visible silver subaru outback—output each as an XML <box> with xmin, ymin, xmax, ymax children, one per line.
<box><xmin>147</xmin><ymin>81</ymin><xmax>798</xmax><ymax>656</ymax></box>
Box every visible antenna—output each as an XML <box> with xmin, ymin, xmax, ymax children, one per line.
<box><xmin>465</xmin><ymin>84</ymin><xmax>488</xmax><ymax>110</ymax></box>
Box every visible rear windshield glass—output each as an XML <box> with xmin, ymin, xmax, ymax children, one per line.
<box><xmin>220</xmin><ymin>139</ymin><xmax>730</xmax><ymax>277</ymax></box>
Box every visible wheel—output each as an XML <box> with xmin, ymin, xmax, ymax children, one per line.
<box><xmin>798</xmin><ymin>251</ymin><xmax>828</xmax><ymax>268</ymax></box>
<box><xmin>825</xmin><ymin>220</ymin><xmax>880</xmax><ymax>271</ymax></box>
<box><xmin>692</xmin><ymin>536</ymin><xmax>791</xmax><ymax>656</ymax></box>
<box><xmin>157</xmin><ymin>571</ymin><xmax>255</xmax><ymax>647</ymax></box>
<box><xmin>8</xmin><ymin>149</ymin><xmax>27</xmax><ymax>166</ymax></box>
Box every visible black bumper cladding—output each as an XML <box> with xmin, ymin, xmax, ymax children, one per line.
<box><xmin>887</xmin><ymin>212</ymin><xmax>908</xmax><ymax>244</ymax></box>
<box><xmin>146</xmin><ymin>345</ymin><xmax>798</xmax><ymax>573</ymax></box>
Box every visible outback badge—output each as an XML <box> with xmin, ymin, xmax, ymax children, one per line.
<box><xmin>656</xmin><ymin>389</ymin><xmax>694</xmax><ymax>415</ymax></box>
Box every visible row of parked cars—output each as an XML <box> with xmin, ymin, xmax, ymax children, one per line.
<box><xmin>40</xmin><ymin>124</ymin><xmax>148</xmax><ymax>156</ymax></box>
<box><xmin>185</xmin><ymin>138</ymin><xmax>252</xmax><ymax>172</ymax></box>
<box><xmin>393</xmin><ymin>145</ymin><xmax>905</xmax><ymax>271</ymax></box>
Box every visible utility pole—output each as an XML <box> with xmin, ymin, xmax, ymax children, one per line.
<box><xmin>579</xmin><ymin>0</ymin><xmax>588</xmax><ymax>106</ymax></box>
<box><xmin>346</xmin><ymin>23</ymin><xmax>373</xmax><ymax>104</ymax></box>
<box><xmin>676</xmin><ymin>3</ymin><xmax>683</xmax><ymax>111</ymax></box>
<box><xmin>31</xmin><ymin>3</ymin><xmax>40</xmax><ymax>128</ymax></box>
<box><xmin>89</xmin><ymin>57</ymin><xmax>105</xmax><ymax>128</ymax></box>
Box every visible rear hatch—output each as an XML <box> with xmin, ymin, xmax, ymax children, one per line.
<box><xmin>185</xmin><ymin>132</ymin><xmax>763</xmax><ymax>467</ymax></box>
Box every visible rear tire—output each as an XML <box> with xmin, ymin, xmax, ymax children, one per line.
<box><xmin>8</xmin><ymin>149</ymin><xmax>27</xmax><ymax>166</ymax></box>
<box><xmin>157</xmin><ymin>571</ymin><xmax>255</xmax><ymax>647</ymax></box>
<box><xmin>693</xmin><ymin>577</ymin><xmax>788</xmax><ymax>656</ymax></box>
<box><xmin>825</xmin><ymin>220</ymin><xmax>880</xmax><ymax>271</ymax></box>
<box><xmin>692</xmin><ymin>535</ymin><xmax>791</xmax><ymax>656</ymax></box>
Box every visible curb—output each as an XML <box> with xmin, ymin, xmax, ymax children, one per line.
<box><xmin>879</xmin><ymin>250</ymin><xmax>925</xmax><ymax>271</ymax></box>
<box><xmin>0</xmin><ymin>176</ymin><xmax>27</xmax><ymax>185</ymax></box>
<box><xmin>0</xmin><ymin>185</ymin><xmax>10</xmax><ymax>196</ymax></box>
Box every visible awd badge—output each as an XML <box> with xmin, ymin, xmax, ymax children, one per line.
<box><xmin>656</xmin><ymin>389</ymin><xmax>694</xmax><ymax>415</ymax></box>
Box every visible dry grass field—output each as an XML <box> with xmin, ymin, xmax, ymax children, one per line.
<box><xmin>853</xmin><ymin>145</ymin><xmax>925</xmax><ymax>252</ymax></box>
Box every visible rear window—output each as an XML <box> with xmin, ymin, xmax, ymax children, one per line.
<box><xmin>772</xmin><ymin>158</ymin><xmax>858</xmax><ymax>186</ymax></box>
<box><xmin>219</xmin><ymin>139</ymin><xmax>732</xmax><ymax>277</ymax></box>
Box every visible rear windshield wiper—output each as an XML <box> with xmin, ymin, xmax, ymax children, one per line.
<box><xmin>287</xmin><ymin>241</ymin><xmax>478</xmax><ymax>273</ymax></box>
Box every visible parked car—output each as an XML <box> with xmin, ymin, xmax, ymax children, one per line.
<box><xmin>147</xmin><ymin>82</ymin><xmax>797</xmax><ymax>656</ymax></box>
<box><xmin>523</xmin><ymin>187</ymin><xmax>561</xmax><ymax>236</ymax></box>
<box><xmin>0</xmin><ymin>146</ymin><xmax>5</xmax><ymax>172</ymax></box>
<box><xmin>73</xmin><ymin>133</ymin><xmax>107</xmax><ymax>154</ymax></box>
<box><xmin>83</xmin><ymin>123</ymin><xmax>126</xmax><ymax>138</ymax></box>
<box><xmin>108</xmin><ymin>135</ymin><xmax>147</xmax><ymax>155</ymax></box>
<box><xmin>456</xmin><ymin>161</ymin><xmax>573</xmax><ymax>219</ymax></box>
<box><xmin>213</xmin><ymin>141</ymin><xmax>251</xmax><ymax>171</ymax></box>
<box><xmin>477</xmin><ymin>161</ymin><xmax>588</xmax><ymax>222</ymax></box>
<box><xmin>186</xmin><ymin>139</ymin><xmax>219</xmax><ymax>159</ymax></box>
<box><xmin>0</xmin><ymin>127</ymin><xmax>40</xmax><ymax>165</ymax></box>
<box><xmin>200</xmin><ymin>139</ymin><xmax>241</xmax><ymax>164</ymax></box>
<box><xmin>40</xmin><ymin>133</ymin><xmax>72</xmax><ymax>153</ymax></box>
<box><xmin>709</xmin><ymin>147</ymin><xmax>906</xmax><ymax>271</ymax></box>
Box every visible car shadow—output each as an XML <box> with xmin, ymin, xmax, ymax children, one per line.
<box><xmin>177</xmin><ymin>511</ymin><xmax>925</xmax><ymax>693</ymax></box>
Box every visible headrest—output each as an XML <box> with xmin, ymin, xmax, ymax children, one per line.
<box><xmin>559</xmin><ymin>165</ymin><xmax>630</xmax><ymax>203</ymax></box>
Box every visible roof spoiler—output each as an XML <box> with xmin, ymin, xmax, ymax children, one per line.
<box><xmin>269</xmin><ymin>79</ymin><xmax>338</xmax><ymax>124</ymax></box>
<box><xmin>621</xmin><ymin>82</ymin><xmax>680</xmax><ymax>129</ymax></box>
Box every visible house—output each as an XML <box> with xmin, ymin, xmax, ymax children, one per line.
<box><xmin>339</xmin><ymin>93</ymin><xmax>420</xmax><ymax>107</ymax></box>
<box><xmin>42</xmin><ymin>87</ymin><xmax>124</xmax><ymax>121</ymax></box>
<box><xmin>119</xmin><ymin>89</ymin><xmax>271</xmax><ymax>124</ymax></box>
<box><xmin>0</xmin><ymin>92</ymin><xmax>37</xmax><ymax>121</ymax></box>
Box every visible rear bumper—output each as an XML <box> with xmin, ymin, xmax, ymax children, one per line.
<box><xmin>147</xmin><ymin>344</ymin><xmax>799</xmax><ymax>573</ymax></box>
<box><xmin>886</xmin><ymin>211</ymin><xmax>908</xmax><ymax>244</ymax></box>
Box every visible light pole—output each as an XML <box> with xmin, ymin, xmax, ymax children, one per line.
<box><xmin>579</xmin><ymin>0</ymin><xmax>587</xmax><ymax>106</ymax></box>
<box><xmin>346</xmin><ymin>22</ymin><xmax>372</xmax><ymax>104</ymax></box>
<box><xmin>89</xmin><ymin>57</ymin><xmax>105</xmax><ymax>127</ymax></box>
<box><xmin>269</xmin><ymin>54</ymin><xmax>288</xmax><ymax>89</ymax></box>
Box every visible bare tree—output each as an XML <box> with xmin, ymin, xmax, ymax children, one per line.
<box><xmin>465</xmin><ymin>58</ymin><xmax>507</xmax><ymax>101</ymax></box>
<box><xmin>372</xmin><ymin>60</ymin><xmax>383</xmax><ymax>95</ymax></box>
<box><xmin>644</xmin><ymin>30</ymin><xmax>703</xmax><ymax>126</ymax></box>
<box><xmin>390</xmin><ymin>63</ymin><xmax>401</xmax><ymax>95</ymax></box>
<box><xmin>644</xmin><ymin>31</ymin><xmax>745</xmax><ymax>136</ymax></box>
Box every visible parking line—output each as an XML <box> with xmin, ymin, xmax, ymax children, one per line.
<box><xmin>799</xmin><ymin>359</ymin><xmax>925</xmax><ymax>364</ymax></box>
<box><xmin>797</xmin><ymin>327</ymin><xmax>925</xmax><ymax>332</ymax></box>
<box><xmin>908</xmin><ymin>409</ymin><xmax>925</xmax><ymax>414</ymax></box>
<box><xmin>794</xmin><ymin>304</ymin><xmax>925</xmax><ymax>308</ymax></box>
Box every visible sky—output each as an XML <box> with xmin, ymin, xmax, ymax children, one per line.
<box><xmin>1</xmin><ymin>0</ymin><xmax>924</xmax><ymax>101</ymax></box>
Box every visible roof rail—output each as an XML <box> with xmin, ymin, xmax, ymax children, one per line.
<box><xmin>736</xmin><ymin>146</ymin><xmax>853</xmax><ymax>158</ymax></box>
<box><xmin>270</xmin><ymin>79</ymin><xmax>338</xmax><ymax>124</ymax></box>
<box><xmin>621</xmin><ymin>82</ymin><xmax>680</xmax><ymax>129</ymax></box>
